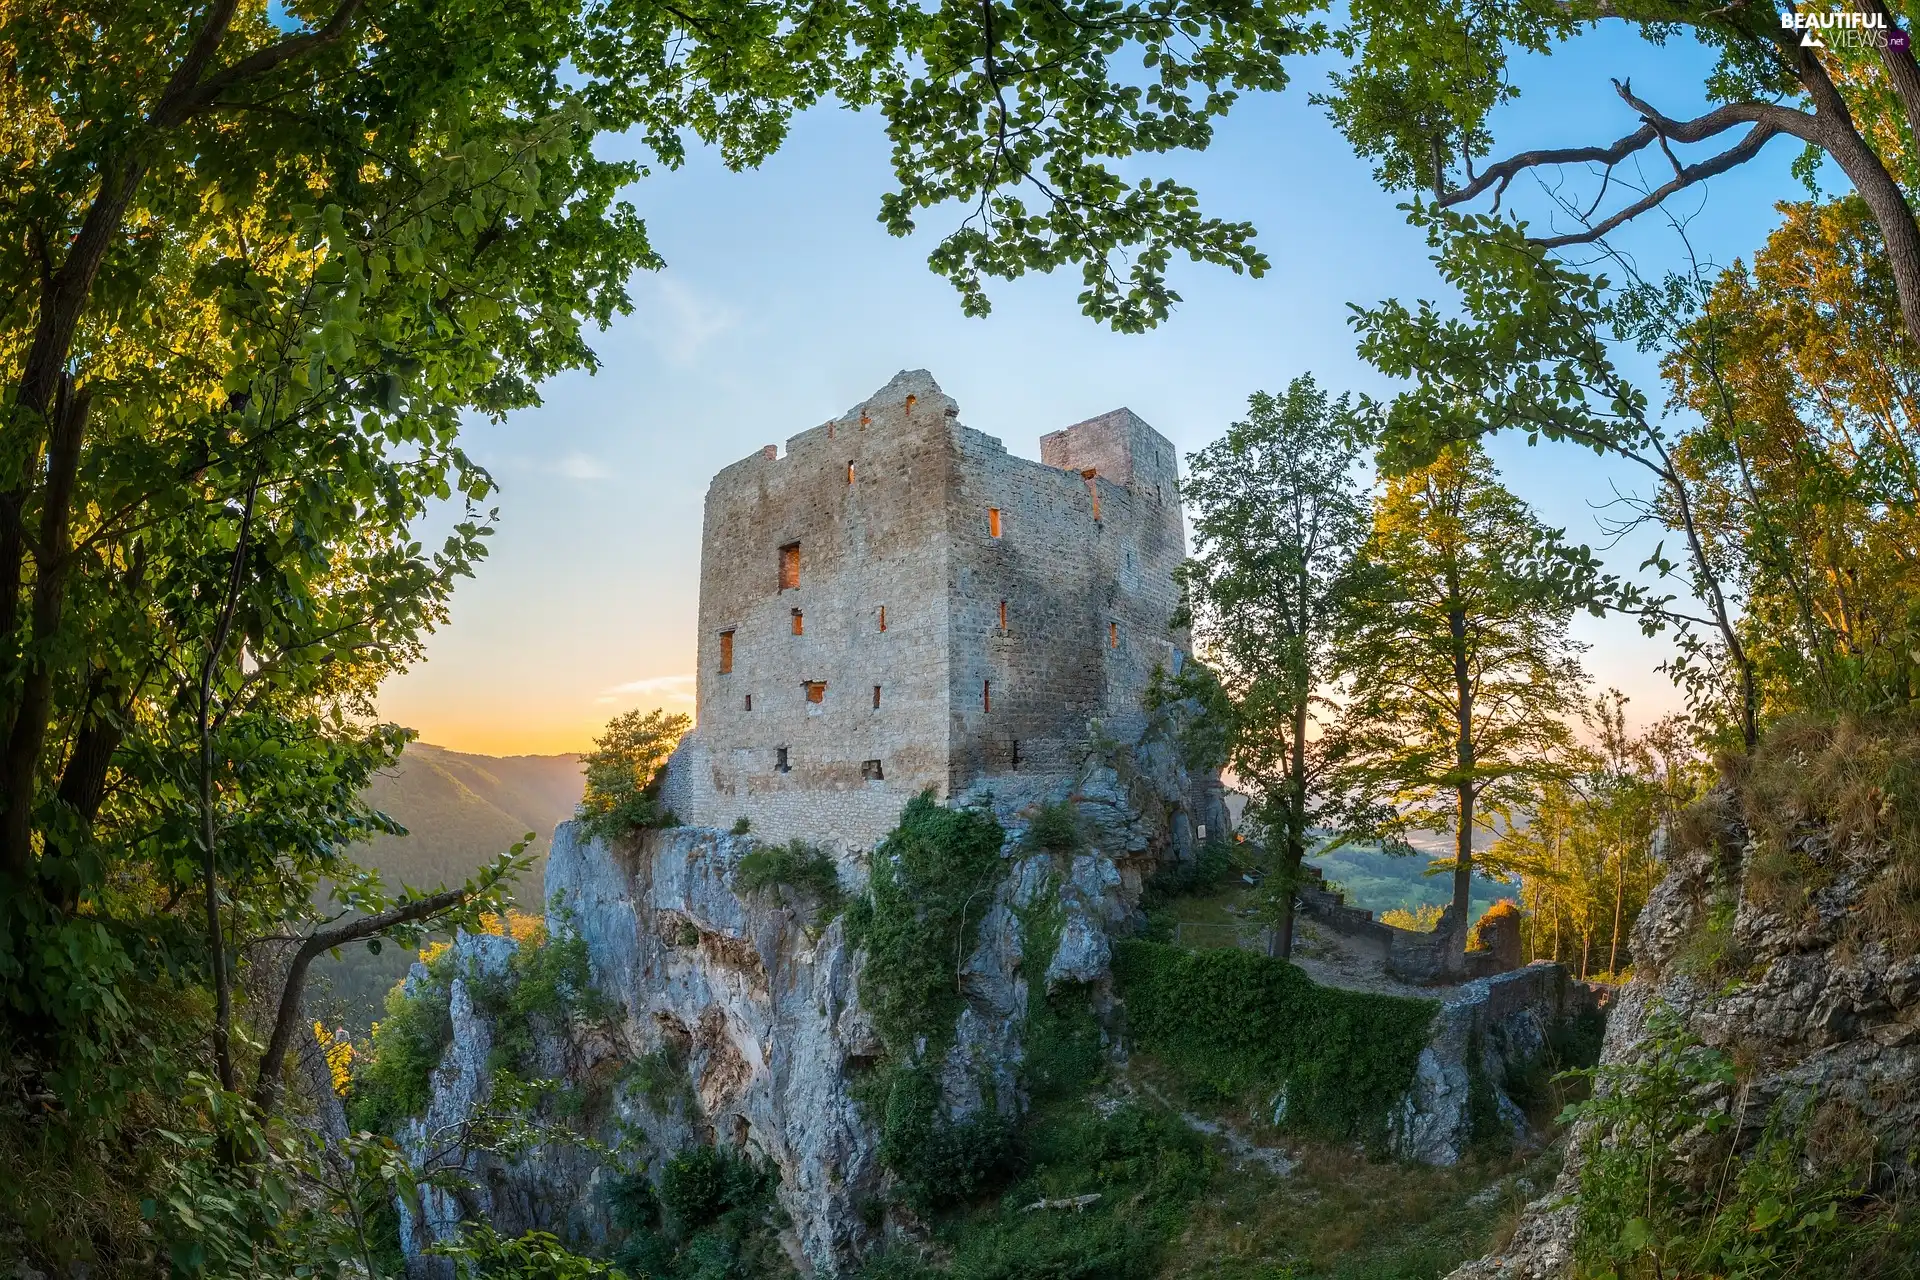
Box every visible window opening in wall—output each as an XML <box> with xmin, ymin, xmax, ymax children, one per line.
<box><xmin>847</xmin><ymin>461</ymin><xmax>855</xmax><ymax>484</ymax></box>
<box><xmin>779</xmin><ymin>542</ymin><xmax>800</xmax><ymax>590</ymax></box>
<box><xmin>1109</xmin><ymin>622</ymin><xmax>1118</xmax><ymax>648</ymax></box>
<box><xmin>791</xmin><ymin>609</ymin><xmax>804</xmax><ymax>635</ymax></box>
<box><xmin>983</xmin><ymin>679</ymin><xmax>992</xmax><ymax>712</ymax></box>
<box><xmin>998</xmin><ymin>599</ymin><xmax>1008</xmax><ymax>631</ymax></box>
<box><xmin>776</xmin><ymin>747</ymin><xmax>790</xmax><ymax>773</ymax></box>
<box><xmin>861</xmin><ymin>759</ymin><xmax>884</xmax><ymax>781</ymax></box>
<box><xmin>718</xmin><ymin>630</ymin><xmax>734</xmax><ymax>674</ymax></box>
<box><xmin>1010</xmin><ymin>738</ymin><xmax>1020</xmax><ymax>770</ymax></box>
<box><xmin>872</xmin><ymin>685</ymin><xmax>882</xmax><ymax>709</ymax></box>
<box><xmin>988</xmin><ymin>508</ymin><xmax>1001</xmax><ymax>538</ymax></box>
<box><xmin>877</xmin><ymin>604</ymin><xmax>886</xmax><ymax>631</ymax></box>
<box><xmin>805</xmin><ymin>681</ymin><xmax>826</xmax><ymax>704</ymax></box>
<box><xmin>744</xmin><ymin>694</ymin><xmax>752</xmax><ymax>711</ymax></box>
<box><xmin>905</xmin><ymin>394</ymin><xmax>917</xmax><ymax>410</ymax></box>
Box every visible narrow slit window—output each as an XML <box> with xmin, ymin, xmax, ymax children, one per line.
<box><xmin>791</xmin><ymin>609</ymin><xmax>804</xmax><ymax>636</ymax></box>
<box><xmin>718</xmin><ymin>630</ymin><xmax>734</xmax><ymax>674</ymax></box>
<box><xmin>987</xmin><ymin>508</ymin><xmax>1002</xmax><ymax>538</ymax></box>
<box><xmin>805</xmin><ymin>681</ymin><xmax>826</xmax><ymax>704</ymax></box>
<box><xmin>846</xmin><ymin>461</ymin><xmax>855</xmax><ymax>484</ymax></box>
<box><xmin>983</xmin><ymin>679</ymin><xmax>992</xmax><ymax>712</ymax></box>
<box><xmin>1109</xmin><ymin>622</ymin><xmax>1118</xmax><ymax>649</ymax></box>
<box><xmin>1082</xmin><ymin>469</ymin><xmax>1100</xmax><ymax>521</ymax></box>
<box><xmin>1010</xmin><ymin>739</ymin><xmax>1020</xmax><ymax>770</ymax></box>
<box><xmin>778</xmin><ymin>542</ymin><xmax>801</xmax><ymax>590</ymax></box>
<box><xmin>998</xmin><ymin>600</ymin><xmax>1008</xmax><ymax>631</ymax></box>
<box><xmin>877</xmin><ymin>604</ymin><xmax>887</xmax><ymax>632</ymax></box>
<box><xmin>744</xmin><ymin>694</ymin><xmax>752</xmax><ymax>711</ymax></box>
<box><xmin>872</xmin><ymin>685</ymin><xmax>882</xmax><ymax>709</ymax></box>
<box><xmin>776</xmin><ymin>747</ymin><xmax>790</xmax><ymax>773</ymax></box>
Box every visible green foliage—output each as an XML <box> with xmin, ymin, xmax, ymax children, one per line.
<box><xmin>1563</xmin><ymin>1006</ymin><xmax>1906</xmax><ymax>1278</ymax></box>
<box><xmin>1141</xmin><ymin>840</ymin><xmax>1241</xmax><ymax>916</ymax></box>
<box><xmin>847</xmin><ymin>793</ymin><xmax>1007</xmax><ymax>1053</ymax></box>
<box><xmin>734</xmin><ymin>841</ymin><xmax>844</xmax><ymax>922</ymax></box>
<box><xmin>730</xmin><ymin>817</ymin><xmax>752</xmax><ymax>836</ymax></box>
<box><xmin>1112</xmin><ymin>940</ymin><xmax>1436</xmax><ymax>1145</ymax></box>
<box><xmin>1021</xmin><ymin>801</ymin><xmax>1087</xmax><ymax>855</ymax></box>
<box><xmin>626</xmin><ymin>1044</ymin><xmax>696</xmax><ymax>1116</ymax></box>
<box><xmin>347</xmin><ymin>953</ymin><xmax>457</xmax><ymax>1135</ymax></box>
<box><xmin>608</xmin><ymin>1147</ymin><xmax>787</xmax><ymax>1280</ymax></box>
<box><xmin>578</xmin><ymin>709</ymin><xmax>691</xmax><ymax>840</ymax></box>
<box><xmin>875</xmin><ymin>1065</ymin><xmax>1019</xmax><ymax>1216</ymax></box>
<box><xmin>432</xmin><ymin>1224</ymin><xmax>628</xmax><ymax>1279</ymax></box>
<box><xmin>1177</xmin><ymin>375</ymin><xmax>1371</xmax><ymax>922</ymax></box>
<box><xmin>469</xmin><ymin>926</ymin><xmax>613</xmax><ymax>1080</ymax></box>
<box><xmin>1021</xmin><ymin>985</ymin><xmax>1107</xmax><ymax>1105</ymax></box>
<box><xmin>860</xmin><ymin>1101</ymin><xmax>1215</xmax><ymax>1280</ymax></box>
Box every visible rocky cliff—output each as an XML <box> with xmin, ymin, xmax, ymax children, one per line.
<box><xmin>1451</xmin><ymin>763</ymin><xmax>1920</xmax><ymax>1278</ymax></box>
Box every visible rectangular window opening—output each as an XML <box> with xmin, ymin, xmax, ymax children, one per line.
<box><xmin>778</xmin><ymin>542</ymin><xmax>801</xmax><ymax>590</ymax></box>
<box><xmin>846</xmin><ymin>461</ymin><xmax>855</xmax><ymax>484</ymax></box>
<box><xmin>987</xmin><ymin>508</ymin><xmax>1002</xmax><ymax>538</ymax></box>
<box><xmin>878</xmin><ymin>604</ymin><xmax>887</xmax><ymax>632</ymax></box>
<box><xmin>744</xmin><ymin>694</ymin><xmax>752</xmax><ymax>711</ymax></box>
<box><xmin>861</xmin><ymin>759</ymin><xmax>884</xmax><ymax>781</ymax></box>
<box><xmin>872</xmin><ymin>684</ymin><xmax>882</xmax><ymax>709</ymax></box>
<box><xmin>1109</xmin><ymin>622</ymin><xmax>1118</xmax><ymax>649</ymax></box>
<box><xmin>983</xmin><ymin>679</ymin><xmax>992</xmax><ymax>712</ymax></box>
<box><xmin>791</xmin><ymin>609</ymin><xmax>804</xmax><ymax>636</ymax></box>
<box><xmin>718</xmin><ymin>629</ymin><xmax>734</xmax><ymax>674</ymax></box>
<box><xmin>776</xmin><ymin>746</ymin><xmax>790</xmax><ymax>773</ymax></box>
<box><xmin>805</xmin><ymin>681</ymin><xmax>826</xmax><ymax>704</ymax></box>
<box><xmin>998</xmin><ymin>599</ymin><xmax>1008</xmax><ymax>631</ymax></box>
<box><xmin>1010</xmin><ymin>738</ymin><xmax>1020</xmax><ymax>770</ymax></box>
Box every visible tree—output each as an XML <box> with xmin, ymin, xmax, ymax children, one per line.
<box><xmin>1176</xmin><ymin>376</ymin><xmax>1369</xmax><ymax>958</ymax></box>
<box><xmin>1329</xmin><ymin>443</ymin><xmax>1588</xmax><ymax>966</ymax></box>
<box><xmin>1322</xmin><ymin>0</ymin><xmax>1920</xmax><ymax>354</ymax></box>
<box><xmin>577</xmin><ymin>708</ymin><xmax>691</xmax><ymax>840</ymax></box>
<box><xmin>1492</xmin><ymin>694</ymin><xmax>1701</xmax><ymax>978</ymax></box>
<box><xmin>1663</xmin><ymin>197</ymin><xmax>1920</xmax><ymax>716</ymax></box>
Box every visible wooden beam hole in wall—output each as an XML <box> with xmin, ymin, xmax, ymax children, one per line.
<box><xmin>998</xmin><ymin>599</ymin><xmax>1007</xmax><ymax>630</ymax></box>
<box><xmin>744</xmin><ymin>694</ymin><xmax>752</xmax><ymax>711</ymax></box>
<box><xmin>877</xmin><ymin>604</ymin><xmax>886</xmax><ymax>631</ymax></box>
<box><xmin>983</xmin><ymin>679</ymin><xmax>991</xmax><ymax>712</ymax></box>
<box><xmin>1109</xmin><ymin>622</ymin><xmax>1118</xmax><ymax>648</ymax></box>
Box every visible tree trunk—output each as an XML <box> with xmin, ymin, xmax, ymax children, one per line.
<box><xmin>1608</xmin><ymin>846</ymin><xmax>1627</xmax><ymax>976</ymax></box>
<box><xmin>1449</xmin><ymin>605</ymin><xmax>1475</xmax><ymax>966</ymax></box>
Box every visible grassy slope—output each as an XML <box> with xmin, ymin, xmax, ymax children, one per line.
<box><xmin>310</xmin><ymin>743</ymin><xmax>583</xmax><ymax>1031</ymax></box>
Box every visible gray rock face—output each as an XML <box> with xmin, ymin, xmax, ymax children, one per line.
<box><xmin>390</xmin><ymin>707</ymin><xmax>1237</xmax><ymax>1275</ymax></box>
<box><xmin>1390</xmin><ymin>963</ymin><xmax>1597</xmax><ymax>1166</ymax></box>
<box><xmin>1448</xmin><ymin>792</ymin><xmax>1920</xmax><ymax>1279</ymax></box>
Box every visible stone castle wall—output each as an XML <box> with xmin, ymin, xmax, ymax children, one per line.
<box><xmin>659</xmin><ymin>370</ymin><xmax>1190</xmax><ymax>846</ymax></box>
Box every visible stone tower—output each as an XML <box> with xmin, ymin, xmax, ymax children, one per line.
<box><xmin>656</xmin><ymin>370</ymin><xmax>1191</xmax><ymax>846</ymax></box>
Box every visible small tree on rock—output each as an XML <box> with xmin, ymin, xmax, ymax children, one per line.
<box><xmin>578</xmin><ymin>709</ymin><xmax>690</xmax><ymax>839</ymax></box>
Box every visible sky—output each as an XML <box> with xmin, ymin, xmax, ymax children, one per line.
<box><xmin>377</xmin><ymin>23</ymin><xmax>1811</xmax><ymax>757</ymax></box>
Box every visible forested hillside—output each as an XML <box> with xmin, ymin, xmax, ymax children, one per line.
<box><xmin>311</xmin><ymin>745</ymin><xmax>582</xmax><ymax>1030</ymax></box>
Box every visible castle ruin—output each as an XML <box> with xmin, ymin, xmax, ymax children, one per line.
<box><xmin>656</xmin><ymin>369</ymin><xmax>1193</xmax><ymax>846</ymax></box>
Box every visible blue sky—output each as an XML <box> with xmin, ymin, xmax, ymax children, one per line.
<box><xmin>378</xmin><ymin>22</ymin><xmax>1811</xmax><ymax>754</ymax></box>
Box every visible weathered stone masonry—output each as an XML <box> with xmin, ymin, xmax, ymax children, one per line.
<box><xmin>657</xmin><ymin>369</ymin><xmax>1192</xmax><ymax>846</ymax></box>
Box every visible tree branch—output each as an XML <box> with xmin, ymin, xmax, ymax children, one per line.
<box><xmin>251</xmin><ymin>884</ymin><xmax>472</xmax><ymax>1116</ymax></box>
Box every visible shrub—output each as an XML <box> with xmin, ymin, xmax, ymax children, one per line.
<box><xmin>1564</xmin><ymin>1004</ymin><xmax>1906</xmax><ymax>1276</ymax></box>
<box><xmin>733</xmin><ymin>840</ymin><xmax>843</xmax><ymax>921</ymax></box>
<box><xmin>874</xmin><ymin>1065</ymin><xmax>1019</xmax><ymax>1214</ymax></box>
<box><xmin>1381</xmin><ymin>903</ymin><xmax>1444</xmax><ymax>933</ymax></box>
<box><xmin>1112</xmin><ymin>940</ymin><xmax>1436</xmax><ymax>1145</ymax></box>
<box><xmin>1022</xmin><ymin>800</ymin><xmax>1086</xmax><ymax>854</ymax></box>
<box><xmin>608</xmin><ymin>1146</ymin><xmax>784</xmax><ymax>1280</ymax></box>
<box><xmin>730</xmin><ymin>817</ymin><xmax>751</xmax><ymax>835</ymax></box>
<box><xmin>578</xmin><ymin>708</ymin><xmax>690</xmax><ymax>840</ymax></box>
<box><xmin>431</xmin><ymin>1225</ymin><xmax>626</xmax><ymax>1279</ymax></box>
<box><xmin>348</xmin><ymin>955</ymin><xmax>455</xmax><ymax>1133</ymax></box>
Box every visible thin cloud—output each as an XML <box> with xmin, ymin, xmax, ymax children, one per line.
<box><xmin>635</xmin><ymin>277</ymin><xmax>739</xmax><ymax>365</ymax></box>
<box><xmin>555</xmin><ymin>451</ymin><xmax>613</xmax><ymax>481</ymax></box>
<box><xmin>597</xmin><ymin>673</ymin><xmax>697</xmax><ymax>706</ymax></box>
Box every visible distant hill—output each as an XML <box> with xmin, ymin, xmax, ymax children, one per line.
<box><xmin>309</xmin><ymin>743</ymin><xmax>584</xmax><ymax>1031</ymax></box>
